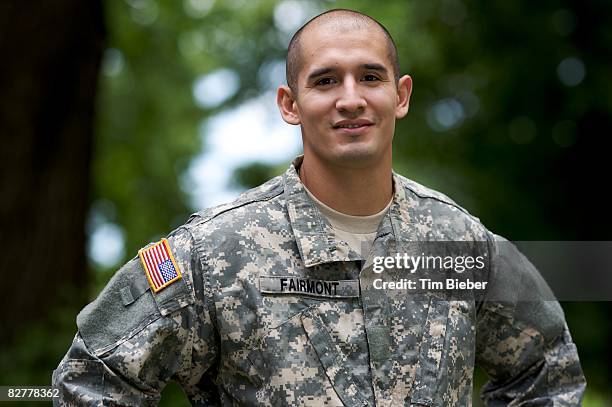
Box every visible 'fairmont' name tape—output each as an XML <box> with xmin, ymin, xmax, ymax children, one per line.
<box><xmin>259</xmin><ymin>276</ymin><xmax>360</xmax><ymax>298</ymax></box>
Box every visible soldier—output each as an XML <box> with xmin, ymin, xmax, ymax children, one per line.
<box><xmin>53</xmin><ymin>8</ymin><xmax>586</xmax><ymax>406</ymax></box>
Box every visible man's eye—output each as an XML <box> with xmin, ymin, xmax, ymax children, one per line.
<box><xmin>315</xmin><ymin>78</ymin><xmax>335</xmax><ymax>86</ymax></box>
<box><xmin>363</xmin><ymin>74</ymin><xmax>380</xmax><ymax>82</ymax></box>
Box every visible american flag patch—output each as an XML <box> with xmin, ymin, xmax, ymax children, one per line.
<box><xmin>138</xmin><ymin>239</ymin><xmax>182</xmax><ymax>293</ymax></box>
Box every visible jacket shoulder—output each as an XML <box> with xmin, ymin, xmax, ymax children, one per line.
<box><xmin>395</xmin><ymin>173</ymin><xmax>481</xmax><ymax>222</ymax></box>
<box><xmin>184</xmin><ymin>174</ymin><xmax>285</xmax><ymax>230</ymax></box>
<box><xmin>393</xmin><ymin>173</ymin><xmax>493</xmax><ymax>243</ymax></box>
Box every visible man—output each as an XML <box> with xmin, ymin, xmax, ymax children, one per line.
<box><xmin>53</xmin><ymin>9</ymin><xmax>586</xmax><ymax>406</ymax></box>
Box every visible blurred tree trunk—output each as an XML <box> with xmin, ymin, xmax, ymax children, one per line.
<box><xmin>0</xmin><ymin>2</ymin><xmax>105</xmax><ymax>344</ymax></box>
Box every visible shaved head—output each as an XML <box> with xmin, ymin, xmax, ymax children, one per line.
<box><xmin>286</xmin><ymin>9</ymin><xmax>400</xmax><ymax>95</ymax></box>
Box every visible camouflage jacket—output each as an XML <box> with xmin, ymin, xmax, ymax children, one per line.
<box><xmin>53</xmin><ymin>156</ymin><xmax>586</xmax><ymax>406</ymax></box>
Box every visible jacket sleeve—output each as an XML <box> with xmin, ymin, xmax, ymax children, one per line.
<box><xmin>475</xmin><ymin>233</ymin><xmax>586</xmax><ymax>406</ymax></box>
<box><xmin>52</xmin><ymin>226</ymin><xmax>218</xmax><ymax>406</ymax></box>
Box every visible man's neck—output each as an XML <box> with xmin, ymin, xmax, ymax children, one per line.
<box><xmin>299</xmin><ymin>156</ymin><xmax>393</xmax><ymax>216</ymax></box>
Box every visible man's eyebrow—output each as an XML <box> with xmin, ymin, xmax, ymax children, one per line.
<box><xmin>363</xmin><ymin>63</ymin><xmax>388</xmax><ymax>74</ymax></box>
<box><xmin>306</xmin><ymin>67</ymin><xmax>335</xmax><ymax>82</ymax></box>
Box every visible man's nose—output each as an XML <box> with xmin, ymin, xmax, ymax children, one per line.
<box><xmin>335</xmin><ymin>79</ymin><xmax>366</xmax><ymax>113</ymax></box>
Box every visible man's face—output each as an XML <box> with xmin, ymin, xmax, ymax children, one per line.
<box><xmin>281</xmin><ymin>24</ymin><xmax>411</xmax><ymax>170</ymax></box>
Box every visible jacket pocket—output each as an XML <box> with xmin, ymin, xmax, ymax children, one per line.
<box><xmin>410</xmin><ymin>297</ymin><xmax>476</xmax><ymax>406</ymax></box>
<box><xmin>246</xmin><ymin>304</ymin><xmax>370</xmax><ymax>406</ymax></box>
<box><xmin>409</xmin><ymin>295</ymin><xmax>450</xmax><ymax>406</ymax></box>
<box><xmin>301</xmin><ymin>308</ymin><xmax>371</xmax><ymax>407</ymax></box>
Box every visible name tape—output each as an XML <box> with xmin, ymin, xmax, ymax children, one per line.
<box><xmin>259</xmin><ymin>276</ymin><xmax>360</xmax><ymax>298</ymax></box>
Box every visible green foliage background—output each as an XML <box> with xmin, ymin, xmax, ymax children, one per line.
<box><xmin>3</xmin><ymin>0</ymin><xmax>609</xmax><ymax>405</ymax></box>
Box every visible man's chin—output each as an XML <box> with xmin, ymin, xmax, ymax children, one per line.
<box><xmin>328</xmin><ymin>146</ymin><xmax>389</xmax><ymax>169</ymax></box>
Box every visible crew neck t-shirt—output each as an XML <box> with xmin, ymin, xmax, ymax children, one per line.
<box><xmin>303</xmin><ymin>185</ymin><xmax>392</xmax><ymax>258</ymax></box>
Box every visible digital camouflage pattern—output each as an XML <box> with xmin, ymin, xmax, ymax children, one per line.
<box><xmin>53</xmin><ymin>156</ymin><xmax>586</xmax><ymax>406</ymax></box>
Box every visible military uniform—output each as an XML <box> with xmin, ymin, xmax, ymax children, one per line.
<box><xmin>53</xmin><ymin>156</ymin><xmax>586</xmax><ymax>406</ymax></box>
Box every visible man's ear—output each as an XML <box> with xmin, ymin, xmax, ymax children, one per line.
<box><xmin>277</xmin><ymin>85</ymin><xmax>301</xmax><ymax>125</ymax></box>
<box><xmin>395</xmin><ymin>75</ymin><xmax>413</xmax><ymax>119</ymax></box>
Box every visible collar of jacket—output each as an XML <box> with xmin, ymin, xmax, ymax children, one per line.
<box><xmin>282</xmin><ymin>155</ymin><xmax>413</xmax><ymax>267</ymax></box>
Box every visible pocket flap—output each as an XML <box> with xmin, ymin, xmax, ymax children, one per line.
<box><xmin>301</xmin><ymin>309</ymin><xmax>371</xmax><ymax>407</ymax></box>
<box><xmin>410</xmin><ymin>295</ymin><xmax>450</xmax><ymax>405</ymax></box>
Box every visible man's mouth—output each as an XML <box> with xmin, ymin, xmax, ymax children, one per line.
<box><xmin>336</xmin><ymin>124</ymin><xmax>367</xmax><ymax>129</ymax></box>
<box><xmin>333</xmin><ymin>120</ymin><xmax>373</xmax><ymax>130</ymax></box>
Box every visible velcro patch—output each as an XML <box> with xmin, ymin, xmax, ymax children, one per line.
<box><xmin>138</xmin><ymin>239</ymin><xmax>182</xmax><ymax>293</ymax></box>
<box><xmin>259</xmin><ymin>276</ymin><xmax>360</xmax><ymax>298</ymax></box>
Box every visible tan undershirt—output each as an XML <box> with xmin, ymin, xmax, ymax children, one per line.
<box><xmin>303</xmin><ymin>185</ymin><xmax>393</xmax><ymax>258</ymax></box>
